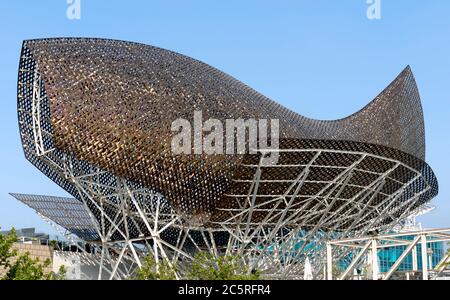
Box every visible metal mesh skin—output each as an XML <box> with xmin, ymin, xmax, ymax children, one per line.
<box><xmin>10</xmin><ymin>193</ymin><xmax>99</xmax><ymax>241</ymax></box>
<box><xmin>16</xmin><ymin>37</ymin><xmax>439</xmax><ymax>279</ymax></box>
<box><xmin>17</xmin><ymin>38</ymin><xmax>435</xmax><ymax>225</ymax></box>
<box><xmin>215</xmin><ymin>139</ymin><xmax>437</xmax><ymax>229</ymax></box>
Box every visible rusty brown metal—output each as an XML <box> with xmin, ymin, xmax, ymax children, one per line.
<box><xmin>17</xmin><ymin>38</ymin><xmax>437</xmax><ymax>230</ymax></box>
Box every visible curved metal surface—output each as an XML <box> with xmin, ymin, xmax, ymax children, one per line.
<box><xmin>17</xmin><ymin>37</ymin><xmax>437</xmax><ymax>227</ymax></box>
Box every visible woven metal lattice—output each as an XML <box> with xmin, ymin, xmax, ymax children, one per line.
<box><xmin>17</xmin><ymin>38</ymin><xmax>437</xmax><ymax>231</ymax></box>
<box><xmin>10</xmin><ymin>193</ymin><xmax>99</xmax><ymax>241</ymax></box>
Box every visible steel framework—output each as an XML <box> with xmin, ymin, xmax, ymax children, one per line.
<box><xmin>327</xmin><ymin>228</ymin><xmax>450</xmax><ymax>280</ymax></box>
<box><xmin>15</xmin><ymin>38</ymin><xmax>439</xmax><ymax>279</ymax></box>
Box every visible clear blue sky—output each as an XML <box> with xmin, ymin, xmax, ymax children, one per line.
<box><xmin>0</xmin><ymin>1</ymin><xmax>449</xmax><ymax>235</ymax></box>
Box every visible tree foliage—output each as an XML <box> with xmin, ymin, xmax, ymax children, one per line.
<box><xmin>49</xmin><ymin>240</ymin><xmax>59</xmax><ymax>251</ymax></box>
<box><xmin>0</xmin><ymin>228</ymin><xmax>18</xmax><ymax>270</ymax></box>
<box><xmin>136</xmin><ymin>255</ymin><xmax>177</xmax><ymax>280</ymax></box>
<box><xmin>187</xmin><ymin>252</ymin><xmax>260</xmax><ymax>280</ymax></box>
<box><xmin>135</xmin><ymin>251</ymin><xmax>260</xmax><ymax>280</ymax></box>
<box><xmin>0</xmin><ymin>228</ymin><xmax>66</xmax><ymax>280</ymax></box>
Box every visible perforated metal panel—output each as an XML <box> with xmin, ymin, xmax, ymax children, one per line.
<box><xmin>10</xmin><ymin>193</ymin><xmax>99</xmax><ymax>241</ymax></box>
<box><xmin>17</xmin><ymin>37</ymin><xmax>437</xmax><ymax>232</ymax></box>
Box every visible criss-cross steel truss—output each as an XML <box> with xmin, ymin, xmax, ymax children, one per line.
<box><xmin>11</xmin><ymin>145</ymin><xmax>437</xmax><ymax>279</ymax></box>
<box><xmin>326</xmin><ymin>228</ymin><xmax>450</xmax><ymax>280</ymax></box>
<box><xmin>11</xmin><ymin>135</ymin><xmax>437</xmax><ymax>280</ymax></box>
<box><xmin>14</xmin><ymin>38</ymin><xmax>439</xmax><ymax>280</ymax></box>
<box><xmin>216</xmin><ymin>149</ymin><xmax>437</xmax><ymax>279</ymax></box>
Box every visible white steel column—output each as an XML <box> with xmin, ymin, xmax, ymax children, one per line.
<box><xmin>371</xmin><ymin>239</ymin><xmax>379</xmax><ymax>280</ymax></box>
<box><xmin>326</xmin><ymin>243</ymin><xmax>333</xmax><ymax>280</ymax></box>
<box><xmin>412</xmin><ymin>246</ymin><xmax>418</xmax><ymax>271</ymax></box>
<box><xmin>420</xmin><ymin>235</ymin><xmax>428</xmax><ymax>280</ymax></box>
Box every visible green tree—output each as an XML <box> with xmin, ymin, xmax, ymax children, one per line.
<box><xmin>136</xmin><ymin>255</ymin><xmax>177</xmax><ymax>280</ymax></box>
<box><xmin>0</xmin><ymin>228</ymin><xmax>66</xmax><ymax>280</ymax></box>
<box><xmin>187</xmin><ymin>252</ymin><xmax>260</xmax><ymax>280</ymax></box>
<box><xmin>0</xmin><ymin>228</ymin><xmax>18</xmax><ymax>270</ymax></box>
<box><xmin>135</xmin><ymin>252</ymin><xmax>260</xmax><ymax>280</ymax></box>
<box><xmin>49</xmin><ymin>240</ymin><xmax>59</xmax><ymax>251</ymax></box>
<box><xmin>53</xmin><ymin>265</ymin><xmax>67</xmax><ymax>280</ymax></box>
<box><xmin>4</xmin><ymin>255</ymin><xmax>53</xmax><ymax>280</ymax></box>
